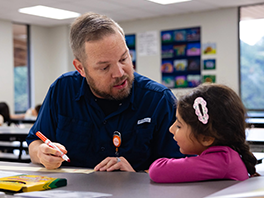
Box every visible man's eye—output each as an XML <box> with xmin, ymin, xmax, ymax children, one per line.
<box><xmin>176</xmin><ymin>125</ymin><xmax>181</xmax><ymax>129</ymax></box>
<box><xmin>120</xmin><ymin>57</ymin><xmax>127</xmax><ymax>62</ymax></box>
<box><xmin>102</xmin><ymin>66</ymin><xmax>109</xmax><ymax>71</ymax></box>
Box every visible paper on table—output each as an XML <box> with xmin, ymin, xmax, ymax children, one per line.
<box><xmin>0</xmin><ymin>166</ymin><xmax>94</xmax><ymax>174</ymax></box>
<box><xmin>0</xmin><ymin>192</ymin><xmax>5</xmax><ymax>198</ymax></box>
<box><xmin>14</xmin><ymin>190</ymin><xmax>112</xmax><ymax>198</ymax></box>
<box><xmin>205</xmin><ymin>177</ymin><xmax>264</xmax><ymax>198</ymax></box>
<box><xmin>0</xmin><ymin>170</ymin><xmax>24</xmax><ymax>178</ymax></box>
<box><xmin>206</xmin><ymin>190</ymin><xmax>264</xmax><ymax>198</ymax></box>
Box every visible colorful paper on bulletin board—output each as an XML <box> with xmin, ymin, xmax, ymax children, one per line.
<box><xmin>175</xmin><ymin>76</ymin><xmax>188</xmax><ymax>88</ymax></box>
<box><xmin>162</xmin><ymin>45</ymin><xmax>174</xmax><ymax>58</ymax></box>
<box><xmin>174</xmin><ymin>30</ymin><xmax>186</xmax><ymax>41</ymax></box>
<box><xmin>161</xmin><ymin>31</ymin><xmax>174</xmax><ymax>43</ymax></box>
<box><xmin>129</xmin><ymin>49</ymin><xmax>136</xmax><ymax>62</ymax></box>
<box><xmin>125</xmin><ymin>35</ymin><xmax>135</xmax><ymax>48</ymax></box>
<box><xmin>161</xmin><ymin>60</ymin><xmax>174</xmax><ymax>73</ymax></box>
<box><xmin>174</xmin><ymin>59</ymin><xmax>187</xmax><ymax>71</ymax></box>
<box><xmin>203</xmin><ymin>43</ymin><xmax>216</xmax><ymax>54</ymax></box>
<box><xmin>203</xmin><ymin>75</ymin><xmax>216</xmax><ymax>83</ymax></box>
<box><xmin>187</xmin><ymin>75</ymin><xmax>201</xmax><ymax>87</ymax></box>
<box><xmin>203</xmin><ymin>59</ymin><xmax>216</xmax><ymax>70</ymax></box>
<box><xmin>125</xmin><ymin>34</ymin><xmax>136</xmax><ymax>70</ymax></box>
<box><xmin>186</xmin><ymin>28</ymin><xmax>200</xmax><ymax>41</ymax></box>
<box><xmin>174</xmin><ymin>44</ymin><xmax>186</xmax><ymax>56</ymax></box>
<box><xmin>187</xmin><ymin>59</ymin><xmax>200</xmax><ymax>71</ymax></box>
<box><xmin>187</xmin><ymin>43</ymin><xmax>201</xmax><ymax>56</ymax></box>
<box><xmin>162</xmin><ymin>76</ymin><xmax>175</xmax><ymax>88</ymax></box>
<box><xmin>161</xmin><ymin>26</ymin><xmax>201</xmax><ymax>89</ymax></box>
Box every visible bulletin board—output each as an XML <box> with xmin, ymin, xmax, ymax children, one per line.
<box><xmin>161</xmin><ymin>27</ymin><xmax>201</xmax><ymax>88</ymax></box>
<box><xmin>125</xmin><ymin>34</ymin><xmax>136</xmax><ymax>70</ymax></box>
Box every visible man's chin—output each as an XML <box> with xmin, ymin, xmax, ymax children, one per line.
<box><xmin>111</xmin><ymin>88</ymin><xmax>131</xmax><ymax>100</ymax></box>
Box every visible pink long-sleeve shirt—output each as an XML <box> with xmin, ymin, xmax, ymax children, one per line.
<box><xmin>149</xmin><ymin>146</ymin><xmax>249</xmax><ymax>183</ymax></box>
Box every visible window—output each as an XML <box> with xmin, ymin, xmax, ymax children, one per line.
<box><xmin>13</xmin><ymin>24</ymin><xmax>31</xmax><ymax>113</ymax></box>
<box><xmin>239</xmin><ymin>4</ymin><xmax>264</xmax><ymax>112</ymax></box>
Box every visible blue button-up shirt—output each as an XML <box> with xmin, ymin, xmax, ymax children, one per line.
<box><xmin>26</xmin><ymin>71</ymin><xmax>184</xmax><ymax>171</ymax></box>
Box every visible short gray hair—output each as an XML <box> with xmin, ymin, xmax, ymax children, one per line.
<box><xmin>70</xmin><ymin>12</ymin><xmax>124</xmax><ymax>62</ymax></box>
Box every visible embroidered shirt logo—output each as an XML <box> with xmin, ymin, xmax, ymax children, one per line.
<box><xmin>137</xmin><ymin>118</ymin><xmax>151</xmax><ymax>125</ymax></box>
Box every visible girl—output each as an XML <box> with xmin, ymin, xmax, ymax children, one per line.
<box><xmin>149</xmin><ymin>83</ymin><xmax>258</xmax><ymax>183</ymax></box>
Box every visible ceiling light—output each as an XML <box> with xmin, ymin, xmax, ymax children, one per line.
<box><xmin>19</xmin><ymin>5</ymin><xmax>80</xmax><ymax>20</ymax></box>
<box><xmin>146</xmin><ymin>0</ymin><xmax>191</xmax><ymax>5</ymax></box>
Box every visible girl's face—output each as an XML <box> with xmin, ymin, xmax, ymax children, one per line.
<box><xmin>169</xmin><ymin>109</ymin><xmax>208</xmax><ymax>155</ymax></box>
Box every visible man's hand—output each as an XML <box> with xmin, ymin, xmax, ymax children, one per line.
<box><xmin>29</xmin><ymin>140</ymin><xmax>67</xmax><ymax>169</ymax></box>
<box><xmin>94</xmin><ymin>156</ymin><xmax>135</xmax><ymax>172</ymax></box>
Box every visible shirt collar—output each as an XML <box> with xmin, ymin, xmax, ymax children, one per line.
<box><xmin>75</xmin><ymin>77</ymin><xmax>89</xmax><ymax>101</ymax></box>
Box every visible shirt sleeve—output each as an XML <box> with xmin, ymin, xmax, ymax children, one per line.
<box><xmin>149</xmin><ymin>150</ymin><xmax>231</xmax><ymax>183</ymax></box>
<box><xmin>26</xmin><ymin>84</ymin><xmax>58</xmax><ymax>145</ymax></box>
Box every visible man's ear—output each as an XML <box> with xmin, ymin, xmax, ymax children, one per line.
<box><xmin>200</xmin><ymin>135</ymin><xmax>215</xmax><ymax>147</ymax></box>
<box><xmin>73</xmin><ymin>59</ymin><xmax>86</xmax><ymax>77</ymax></box>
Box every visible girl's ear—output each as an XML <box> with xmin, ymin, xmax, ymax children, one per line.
<box><xmin>200</xmin><ymin>135</ymin><xmax>215</xmax><ymax>147</ymax></box>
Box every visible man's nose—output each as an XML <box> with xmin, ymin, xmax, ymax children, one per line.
<box><xmin>112</xmin><ymin>63</ymin><xmax>125</xmax><ymax>78</ymax></box>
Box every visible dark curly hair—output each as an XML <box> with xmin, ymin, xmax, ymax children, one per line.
<box><xmin>177</xmin><ymin>83</ymin><xmax>257</xmax><ymax>176</ymax></box>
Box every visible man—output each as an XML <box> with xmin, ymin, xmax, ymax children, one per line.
<box><xmin>26</xmin><ymin>12</ymin><xmax>184</xmax><ymax>172</ymax></box>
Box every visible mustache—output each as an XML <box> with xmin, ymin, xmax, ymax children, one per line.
<box><xmin>114</xmin><ymin>75</ymin><xmax>128</xmax><ymax>85</ymax></box>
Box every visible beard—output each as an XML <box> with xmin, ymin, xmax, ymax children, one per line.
<box><xmin>85</xmin><ymin>70</ymin><xmax>134</xmax><ymax>101</ymax></box>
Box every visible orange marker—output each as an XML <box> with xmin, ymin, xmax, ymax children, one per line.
<box><xmin>36</xmin><ymin>131</ymin><xmax>70</xmax><ymax>162</ymax></box>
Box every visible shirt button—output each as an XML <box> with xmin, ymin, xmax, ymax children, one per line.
<box><xmin>119</xmin><ymin>103</ymin><xmax>122</xmax><ymax>106</ymax></box>
<box><xmin>101</xmin><ymin>147</ymin><xmax>105</xmax><ymax>151</ymax></box>
<box><xmin>103</xmin><ymin>120</ymin><xmax>107</xmax><ymax>124</ymax></box>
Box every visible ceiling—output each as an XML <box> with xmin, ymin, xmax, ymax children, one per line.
<box><xmin>1</xmin><ymin>0</ymin><xmax>264</xmax><ymax>27</ymax></box>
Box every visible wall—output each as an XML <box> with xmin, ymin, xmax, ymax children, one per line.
<box><xmin>119</xmin><ymin>7</ymin><xmax>239</xmax><ymax>96</ymax></box>
<box><xmin>30</xmin><ymin>25</ymin><xmax>51</xmax><ymax>106</ymax></box>
<box><xmin>0</xmin><ymin>22</ymin><xmax>73</xmax><ymax>113</ymax></box>
<box><xmin>0</xmin><ymin>7</ymin><xmax>239</xmax><ymax>112</ymax></box>
<box><xmin>30</xmin><ymin>24</ymin><xmax>74</xmax><ymax>106</ymax></box>
<box><xmin>0</xmin><ymin>19</ymin><xmax>14</xmax><ymax>113</ymax></box>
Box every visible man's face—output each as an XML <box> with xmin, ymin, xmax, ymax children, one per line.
<box><xmin>78</xmin><ymin>32</ymin><xmax>134</xmax><ymax>100</ymax></box>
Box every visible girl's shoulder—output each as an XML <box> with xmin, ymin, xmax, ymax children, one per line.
<box><xmin>201</xmin><ymin>146</ymin><xmax>240</xmax><ymax>161</ymax></box>
<box><xmin>203</xmin><ymin>146</ymin><xmax>236</xmax><ymax>152</ymax></box>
